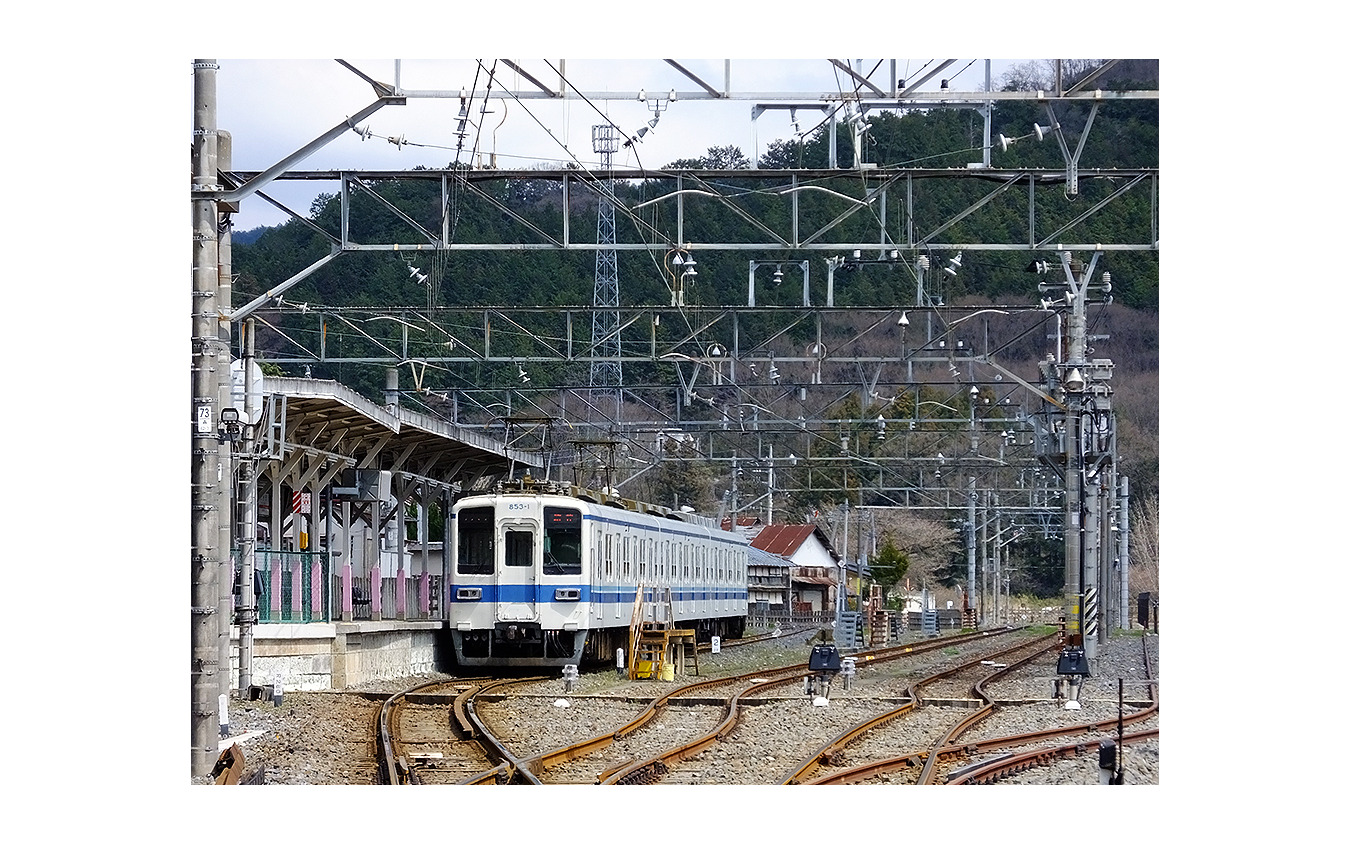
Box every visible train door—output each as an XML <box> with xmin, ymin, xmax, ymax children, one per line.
<box><xmin>497</xmin><ymin>517</ymin><xmax>540</xmax><ymax>623</ymax></box>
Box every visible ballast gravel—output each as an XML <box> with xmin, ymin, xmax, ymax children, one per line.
<box><xmin>208</xmin><ymin>627</ymin><xmax>1159</xmax><ymax>785</ymax></box>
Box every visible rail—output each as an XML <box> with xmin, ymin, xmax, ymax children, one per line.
<box><xmin>800</xmin><ymin>633</ymin><xmax>1157</xmax><ymax>785</ymax></box>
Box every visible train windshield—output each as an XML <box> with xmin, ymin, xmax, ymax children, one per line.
<box><xmin>543</xmin><ymin>507</ymin><xmax>582</xmax><ymax>575</ymax></box>
<box><xmin>456</xmin><ymin>506</ymin><xmax>494</xmax><ymax>574</ymax></box>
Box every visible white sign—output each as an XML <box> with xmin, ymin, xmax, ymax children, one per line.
<box><xmin>711</xmin><ymin>636</ymin><xmax>721</xmax><ymax>654</ymax></box>
<box><xmin>230</xmin><ymin>359</ymin><xmax>265</xmax><ymax>425</ymax></box>
<box><xmin>196</xmin><ymin>405</ymin><xmax>213</xmax><ymax>434</ymax></box>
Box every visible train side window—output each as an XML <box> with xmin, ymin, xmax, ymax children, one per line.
<box><xmin>456</xmin><ymin>506</ymin><xmax>494</xmax><ymax>575</ymax></box>
<box><xmin>505</xmin><ymin>530</ymin><xmax>534</xmax><ymax>567</ymax></box>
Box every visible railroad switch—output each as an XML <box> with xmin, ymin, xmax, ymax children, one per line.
<box><xmin>1055</xmin><ymin>646</ymin><xmax>1089</xmax><ymax>709</ymax></box>
<box><xmin>806</xmin><ymin>644</ymin><xmax>842</xmax><ymax>702</ymax></box>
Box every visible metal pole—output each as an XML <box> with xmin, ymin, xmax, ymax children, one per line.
<box><xmin>190</xmin><ymin>58</ymin><xmax>222</xmax><ymax>778</ymax></box>
<box><xmin>237</xmin><ymin>320</ymin><xmax>258</xmax><ymax>691</ymax></box>
<box><xmin>966</xmin><ymin>477</ymin><xmax>976</xmax><ymax>626</ymax></box>
<box><xmin>396</xmin><ymin>474</ymin><xmax>407</xmax><ymax>620</ymax></box>
<box><xmin>843</xmin><ymin>500</ymin><xmax>850</xmax><ymax>613</ymax></box>
<box><xmin>1083</xmin><ymin>465</ymin><xmax>1100</xmax><ymax>665</ymax></box>
<box><xmin>216</xmin><ymin>130</ymin><xmax>234</xmax><ymax>703</ymax></box>
<box><xmin>1118</xmin><ymin>476</ymin><xmax>1131</xmax><ymax>629</ymax></box>
<box><xmin>982</xmin><ymin>61</ymin><xmax>992</xmax><ymax>168</ymax></box>
<box><xmin>992</xmin><ymin>504</ymin><xmax>1001</xmax><ymax>626</ymax></box>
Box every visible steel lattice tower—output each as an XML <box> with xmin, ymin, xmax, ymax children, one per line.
<box><xmin>589</xmin><ymin>125</ymin><xmax>621</xmax><ymax>413</ymax></box>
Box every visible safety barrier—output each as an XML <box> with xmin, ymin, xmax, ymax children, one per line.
<box><xmin>251</xmin><ymin>550</ymin><xmax>331</xmax><ymax>623</ymax></box>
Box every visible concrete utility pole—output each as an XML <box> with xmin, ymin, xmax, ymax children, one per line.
<box><xmin>1044</xmin><ymin>250</ymin><xmax>1116</xmax><ymax>703</ymax></box>
<box><xmin>190</xmin><ymin>58</ymin><xmax>222</xmax><ymax>777</ymax></box>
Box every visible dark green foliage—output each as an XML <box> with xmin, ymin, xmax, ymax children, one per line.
<box><xmin>869</xmin><ymin>534</ymin><xmax>911</xmax><ymax>604</ymax></box>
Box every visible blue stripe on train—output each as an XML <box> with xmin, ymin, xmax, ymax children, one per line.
<box><xmin>450</xmin><ymin>585</ymin><xmax>750</xmax><ymax>603</ymax></box>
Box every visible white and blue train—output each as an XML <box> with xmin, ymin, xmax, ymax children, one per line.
<box><xmin>447</xmin><ymin>478</ymin><xmax>748</xmax><ymax>668</ymax></box>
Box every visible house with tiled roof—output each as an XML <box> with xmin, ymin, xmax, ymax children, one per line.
<box><xmin>748</xmin><ymin>524</ymin><xmax>843</xmax><ymax>617</ymax></box>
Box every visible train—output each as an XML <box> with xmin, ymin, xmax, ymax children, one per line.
<box><xmin>446</xmin><ymin>477</ymin><xmax>748</xmax><ymax>668</ymax></box>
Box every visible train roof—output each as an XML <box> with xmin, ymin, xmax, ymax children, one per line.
<box><xmin>459</xmin><ymin>476</ymin><xmax>725</xmax><ymax>532</ymax></box>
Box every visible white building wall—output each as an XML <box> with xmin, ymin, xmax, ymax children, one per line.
<box><xmin>789</xmin><ymin>537</ymin><xmax>837</xmax><ymax>569</ymax></box>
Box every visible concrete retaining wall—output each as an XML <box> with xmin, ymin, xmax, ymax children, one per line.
<box><xmin>229</xmin><ymin>622</ymin><xmax>444</xmax><ymax>691</ymax></box>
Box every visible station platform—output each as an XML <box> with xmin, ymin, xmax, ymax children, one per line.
<box><xmin>229</xmin><ymin>619</ymin><xmax>449</xmax><ymax>691</ymax></box>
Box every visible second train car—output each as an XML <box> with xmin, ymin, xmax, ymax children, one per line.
<box><xmin>447</xmin><ymin>478</ymin><xmax>748</xmax><ymax>668</ymax></box>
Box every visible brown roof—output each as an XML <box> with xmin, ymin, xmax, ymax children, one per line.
<box><xmin>749</xmin><ymin>524</ymin><xmax>840</xmax><ymax>562</ymax></box>
<box><xmin>792</xmin><ymin>575</ymin><xmax>836</xmax><ymax>586</ymax></box>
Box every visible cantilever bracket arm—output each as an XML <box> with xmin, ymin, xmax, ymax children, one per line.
<box><xmin>335</xmin><ymin>60</ymin><xmax>394</xmax><ymax>97</ymax></box>
<box><xmin>230</xmin><ymin>245</ymin><xmax>343</xmax><ymax>322</ymax></box>
<box><xmin>211</xmin><ymin>96</ymin><xmax>405</xmax><ymax>205</ymax></box>
<box><xmin>980</xmin><ymin>355</ymin><xmax>1064</xmax><ymax>410</ymax></box>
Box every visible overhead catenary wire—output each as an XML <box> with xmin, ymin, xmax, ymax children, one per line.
<box><xmin>327</xmin><ymin>61</ymin><xmax>1066</xmax><ymax>444</ymax></box>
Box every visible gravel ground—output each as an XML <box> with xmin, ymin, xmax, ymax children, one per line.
<box><xmin>205</xmin><ymin>628</ymin><xmax>1158</xmax><ymax>785</ymax></box>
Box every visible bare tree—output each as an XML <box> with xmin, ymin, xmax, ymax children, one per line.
<box><xmin>999</xmin><ymin>60</ymin><xmax>1106</xmax><ymax>92</ymax></box>
<box><xmin>875</xmin><ymin>510</ymin><xmax>960</xmax><ymax>589</ymax></box>
<box><xmin>1129</xmin><ymin>492</ymin><xmax>1160</xmax><ymax>607</ymax></box>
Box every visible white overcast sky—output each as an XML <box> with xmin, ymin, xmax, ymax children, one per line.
<box><xmin>216</xmin><ymin>58</ymin><xmax>1025</xmax><ymax>231</ymax></box>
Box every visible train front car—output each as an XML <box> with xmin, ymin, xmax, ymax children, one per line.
<box><xmin>447</xmin><ymin>481</ymin><xmax>750</xmax><ymax>669</ymax></box>
<box><xmin>448</xmin><ymin>491</ymin><xmax>589</xmax><ymax>668</ymax></box>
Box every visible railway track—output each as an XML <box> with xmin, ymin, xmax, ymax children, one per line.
<box><xmin>371</xmin><ymin>626</ymin><xmax>1156</xmax><ymax>785</ymax></box>
<box><xmin>377</xmin><ymin>677</ymin><xmax>551</xmax><ymax>784</ymax></box>
<box><xmin>802</xmin><ymin>633</ymin><xmax>1158</xmax><ymax>784</ymax></box>
<box><xmin>587</xmin><ymin>628</ymin><xmax>1032</xmax><ymax>784</ymax></box>
<box><xmin>780</xmin><ymin>633</ymin><xmax>1061</xmax><ymax>784</ymax></box>
<box><xmin>374</xmin><ymin>627</ymin><xmax>1013</xmax><ymax>784</ymax></box>
<box><xmin>374</xmin><ymin>628</ymin><xmax>814</xmax><ymax>784</ymax></box>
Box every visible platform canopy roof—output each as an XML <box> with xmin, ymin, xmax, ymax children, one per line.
<box><xmin>259</xmin><ymin>377</ymin><xmax>541</xmax><ymax>494</ymax></box>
